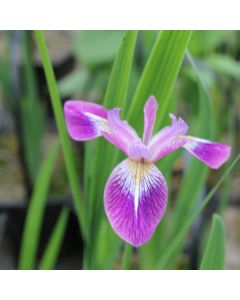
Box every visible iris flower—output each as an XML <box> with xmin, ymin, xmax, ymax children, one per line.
<box><xmin>64</xmin><ymin>96</ymin><xmax>231</xmax><ymax>247</ymax></box>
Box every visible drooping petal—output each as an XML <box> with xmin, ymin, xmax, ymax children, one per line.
<box><xmin>104</xmin><ymin>159</ymin><xmax>168</xmax><ymax>247</ymax></box>
<box><xmin>183</xmin><ymin>136</ymin><xmax>231</xmax><ymax>169</ymax></box>
<box><xmin>149</xmin><ymin>130</ymin><xmax>231</xmax><ymax>168</ymax></box>
<box><xmin>64</xmin><ymin>100</ymin><xmax>108</xmax><ymax>141</ymax></box>
<box><xmin>64</xmin><ymin>101</ymin><xmax>143</xmax><ymax>157</ymax></box>
<box><xmin>148</xmin><ymin>113</ymin><xmax>189</xmax><ymax>161</ymax></box>
<box><xmin>143</xmin><ymin>96</ymin><xmax>158</xmax><ymax>144</ymax></box>
<box><xmin>102</xmin><ymin>108</ymin><xmax>141</xmax><ymax>156</ymax></box>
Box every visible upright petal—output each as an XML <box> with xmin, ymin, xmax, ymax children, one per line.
<box><xmin>104</xmin><ymin>159</ymin><xmax>168</xmax><ymax>247</ymax></box>
<box><xmin>102</xmin><ymin>108</ymin><xmax>141</xmax><ymax>156</ymax></box>
<box><xmin>148</xmin><ymin>113</ymin><xmax>189</xmax><ymax>161</ymax></box>
<box><xmin>183</xmin><ymin>136</ymin><xmax>231</xmax><ymax>169</ymax></box>
<box><xmin>108</xmin><ymin>108</ymin><xmax>138</xmax><ymax>141</ymax></box>
<box><xmin>64</xmin><ymin>100</ymin><xmax>108</xmax><ymax>141</ymax></box>
<box><xmin>143</xmin><ymin>96</ymin><xmax>158</xmax><ymax>144</ymax></box>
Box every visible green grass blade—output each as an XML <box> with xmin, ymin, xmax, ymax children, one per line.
<box><xmin>21</xmin><ymin>31</ymin><xmax>38</xmax><ymax>102</ymax></box>
<box><xmin>156</xmin><ymin>154</ymin><xmax>240</xmax><ymax>268</ymax></box>
<box><xmin>128</xmin><ymin>31</ymin><xmax>192</xmax><ymax>132</ymax></box>
<box><xmin>121</xmin><ymin>244</ymin><xmax>133</xmax><ymax>270</ymax></box>
<box><xmin>34</xmin><ymin>30</ymin><xmax>86</xmax><ymax>237</ymax></box>
<box><xmin>93</xmin><ymin>219</ymin><xmax>121</xmax><ymax>270</ymax></box>
<box><xmin>95</xmin><ymin>30</ymin><xmax>138</xmax><ymax>196</ymax></box>
<box><xmin>219</xmin><ymin>104</ymin><xmax>236</xmax><ymax>212</ymax></box>
<box><xmin>0</xmin><ymin>32</ymin><xmax>15</xmax><ymax>110</ymax></box>
<box><xmin>88</xmin><ymin>30</ymin><xmax>138</xmax><ymax>200</ymax></box>
<box><xmin>140</xmin><ymin>30</ymin><xmax>158</xmax><ymax>59</ymax></box>
<box><xmin>18</xmin><ymin>141</ymin><xmax>59</xmax><ymax>270</ymax></box>
<box><xmin>39</xmin><ymin>208</ymin><xmax>70</xmax><ymax>270</ymax></box>
<box><xmin>84</xmin><ymin>31</ymin><xmax>138</xmax><ymax>269</ymax></box>
<box><xmin>200</xmin><ymin>214</ymin><xmax>225</xmax><ymax>270</ymax></box>
<box><xmin>206</xmin><ymin>54</ymin><xmax>240</xmax><ymax>80</ymax></box>
<box><xmin>136</xmin><ymin>31</ymin><xmax>191</xmax><ymax>269</ymax></box>
<box><xmin>20</xmin><ymin>97</ymin><xmax>45</xmax><ymax>184</ymax></box>
<box><xmin>104</xmin><ymin>30</ymin><xmax>138</xmax><ymax>108</ymax></box>
<box><xmin>169</xmin><ymin>88</ymin><xmax>211</xmax><ymax>237</ymax></box>
<box><xmin>162</xmin><ymin>50</ymin><xmax>213</xmax><ymax>268</ymax></box>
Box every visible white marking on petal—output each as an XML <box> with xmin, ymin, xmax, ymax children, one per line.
<box><xmin>84</xmin><ymin>112</ymin><xmax>111</xmax><ymax>133</ymax></box>
<box><xmin>104</xmin><ymin>158</ymin><xmax>168</xmax><ymax>246</ymax></box>
<box><xmin>113</xmin><ymin>159</ymin><xmax>162</xmax><ymax>216</ymax></box>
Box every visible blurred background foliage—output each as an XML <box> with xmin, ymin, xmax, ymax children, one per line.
<box><xmin>0</xmin><ymin>30</ymin><xmax>239</xmax><ymax>270</ymax></box>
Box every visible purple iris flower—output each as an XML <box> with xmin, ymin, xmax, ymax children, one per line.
<box><xmin>64</xmin><ymin>96</ymin><xmax>231</xmax><ymax>247</ymax></box>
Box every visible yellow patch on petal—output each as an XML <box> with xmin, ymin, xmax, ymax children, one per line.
<box><xmin>127</xmin><ymin>159</ymin><xmax>153</xmax><ymax>214</ymax></box>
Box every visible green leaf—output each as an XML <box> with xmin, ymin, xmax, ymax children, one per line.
<box><xmin>58</xmin><ymin>69</ymin><xmax>90</xmax><ymax>97</ymax></box>
<box><xmin>84</xmin><ymin>31</ymin><xmax>138</xmax><ymax>269</ymax></box>
<box><xmin>18</xmin><ymin>141</ymin><xmax>59</xmax><ymax>270</ymax></box>
<box><xmin>21</xmin><ymin>31</ymin><xmax>39</xmax><ymax>102</ymax></box>
<box><xmin>39</xmin><ymin>208</ymin><xmax>70</xmax><ymax>270</ymax></box>
<box><xmin>161</xmin><ymin>50</ymin><xmax>213</xmax><ymax>268</ymax></box>
<box><xmin>93</xmin><ymin>219</ymin><xmax>121</xmax><ymax>270</ymax></box>
<box><xmin>121</xmin><ymin>244</ymin><xmax>133</xmax><ymax>270</ymax></box>
<box><xmin>0</xmin><ymin>32</ymin><xmax>15</xmax><ymax>110</ymax></box>
<box><xmin>206</xmin><ymin>54</ymin><xmax>240</xmax><ymax>80</ymax></box>
<box><xmin>200</xmin><ymin>214</ymin><xmax>225</xmax><ymax>270</ymax></box>
<box><xmin>34</xmin><ymin>31</ymin><xmax>86</xmax><ymax>237</ymax></box>
<box><xmin>74</xmin><ymin>31</ymin><xmax>124</xmax><ymax>68</ymax></box>
<box><xmin>19</xmin><ymin>32</ymin><xmax>45</xmax><ymax>185</ymax></box>
<box><xmin>134</xmin><ymin>31</ymin><xmax>191</xmax><ymax>269</ymax></box>
<box><xmin>128</xmin><ymin>30</ymin><xmax>192</xmax><ymax>133</ymax></box>
<box><xmin>189</xmin><ymin>31</ymin><xmax>227</xmax><ymax>56</ymax></box>
<box><xmin>140</xmin><ymin>30</ymin><xmax>159</xmax><ymax>59</ymax></box>
<box><xmin>20</xmin><ymin>97</ymin><xmax>45</xmax><ymax>183</ymax></box>
<box><xmin>156</xmin><ymin>154</ymin><xmax>240</xmax><ymax>269</ymax></box>
<box><xmin>103</xmin><ymin>30</ymin><xmax>138</xmax><ymax>109</ymax></box>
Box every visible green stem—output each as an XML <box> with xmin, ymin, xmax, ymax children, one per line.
<box><xmin>122</xmin><ymin>244</ymin><xmax>132</xmax><ymax>270</ymax></box>
<box><xmin>34</xmin><ymin>30</ymin><xmax>86</xmax><ymax>238</ymax></box>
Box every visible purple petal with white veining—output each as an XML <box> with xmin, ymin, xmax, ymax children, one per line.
<box><xmin>148</xmin><ymin>113</ymin><xmax>189</xmax><ymax>161</ymax></box>
<box><xmin>104</xmin><ymin>159</ymin><xmax>168</xmax><ymax>247</ymax></box>
<box><xmin>64</xmin><ymin>100</ymin><xmax>108</xmax><ymax>141</ymax></box>
<box><xmin>143</xmin><ymin>96</ymin><xmax>158</xmax><ymax>144</ymax></box>
<box><xmin>183</xmin><ymin>136</ymin><xmax>231</xmax><ymax>169</ymax></box>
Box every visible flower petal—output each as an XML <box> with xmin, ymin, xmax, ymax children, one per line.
<box><xmin>128</xmin><ymin>142</ymin><xmax>152</xmax><ymax>161</ymax></box>
<box><xmin>102</xmin><ymin>108</ymin><xmax>141</xmax><ymax>156</ymax></box>
<box><xmin>148</xmin><ymin>113</ymin><xmax>189</xmax><ymax>161</ymax></box>
<box><xmin>104</xmin><ymin>159</ymin><xmax>168</xmax><ymax>247</ymax></box>
<box><xmin>64</xmin><ymin>100</ymin><xmax>108</xmax><ymax>141</ymax></box>
<box><xmin>143</xmin><ymin>96</ymin><xmax>158</xmax><ymax>144</ymax></box>
<box><xmin>183</xmin><ymin>136</ymin><xmax>231</xmax><ymax>169</ymax></box>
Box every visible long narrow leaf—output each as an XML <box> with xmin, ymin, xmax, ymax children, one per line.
<box><xmin>85</xmin><ymin>31</ymin><xmax>138</xmax><ymax>269</ymax></box>
<box><xmin>156</xmin><ymin>153</ymin><xmax>240</xmax><ymax>268</ymax></box>
<box><xmin>128</xmin><ymin>30</ymin><xmax>192</xmax><ymax>132</ymax></box>
<box><xmin>104</xmin><ymin>30</ymin><xmax>138</xmax><ymax>108</ymax></box>
<box><xmin>159</xmin><ymin>50</ymin><xmax>214</xmax><ymax>268</ymax></box>
<box><xmin>200</xmin><ymin>214</ymin><xmax>225</xmax><ymax>270</ymax></box>
<box><xmin>121</xmin><ymin>244</ymin><xmax>133</xmax><ymax>270</ymax></box>
<box><xmin>34</xmin><ymin>31</ymin><xmax>86</xmax><ymax>237</ymax></box>
<box><xmin>39</xmin><ymin>208</ymin><xmax>70</xmax><ymax>270</ymax></box>
<box><xmin>170</xmin><ymin>52</ymin><xmax>213</xmax><ymax>241</ymax></box>
<box><xmin>136</xmin><ymin>31</ymin><xmax>191</xmax><ymax>269</ymax></box>
<box><xmin>18</xmin><ymin>141</ymin><xmax>59</xmax><ymax>269</ymax></box>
